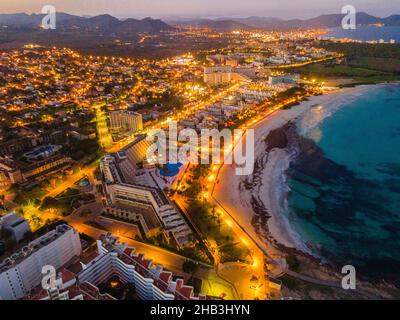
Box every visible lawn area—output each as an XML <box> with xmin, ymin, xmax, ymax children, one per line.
<box><xmin>188</xmin><ymin>200</ymin><xmax>251</xmax><ymax>264</ymax></box>
<box><xmin>96</xmin><ymin>109</ymin><xmax>113</xmax><ymax>149</ymax></box>
<box><xmin>19</xmin><ymin>201</ymin><xmax>59</xmax><ymax>232</ymax></box>
<box><xmin>41</xmin><ymin>188</ymin><xmax>95</xmax><ymax>216</ymax></box>
<box><xmin>296</xmin><ymin>41</ymin><xmax>400</xmax><ymax>84</ymax></box>
<box><xmin>178</xmin><ymin>163</ymin><xmax>251</xmax><ymax>264</ymax></box>
<box><xmin>201</xmin><ymin>272</ymin><xmax>237</xmax><ymax>300</ymax></box>
<box><xmin>291</xmin><ymin>63</ymin><xmax>400</xmax><ymax>83</ymax></box>
<box><xmin>349</xmin><ymin>56</ymin><xmax>400</xmax><ymax>73</ymax></box>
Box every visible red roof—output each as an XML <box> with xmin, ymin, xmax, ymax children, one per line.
<box><xmin>132</xmin><ymin>253</ymin><xmax>152</xmax><ymax>269</ymax></box>
<box><xmin>159</xmin><ymin>271</ymin><xmax>172</xmax><ymax>283</ymax></box>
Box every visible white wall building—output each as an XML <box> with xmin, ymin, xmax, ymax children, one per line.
<box><xmin>0</xmin><ymin>224</ymin><xmax>82</xmax><ymax>300</ymax></box>
<box><xmin>100</xmin><ymin>154</ymin><xmax>192</xmax><ymax>245</ymax></box>
<box><xmin>203</xmin><ymin>66</ymin><xmax>252</xmax><ymax>85</ymax></box>
<box><xmin>110</xmin><ymin>110</ymin><xmax>143</xmax><ymax>134</ymax></box>
<box><xmin>76</xmin><ymin>237</ymin><xmax>205</xmax><ymax>300</ymax></box>
<box><xmin>0</xmin><ymin>213</ymin><xmax>30</xmax><ymax>243</ymax></box>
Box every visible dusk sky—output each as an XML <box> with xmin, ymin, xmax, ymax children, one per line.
<box><xmin>0</xmin><ymin>0</ymin><xmax>399</xmax><ymax>19</ymax></box>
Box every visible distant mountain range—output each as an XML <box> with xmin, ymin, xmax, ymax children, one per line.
<box><xmin>1</xmin><ymin>12</ymin><xmax>400</xmax><ymax>35</ymax></box>
<box><xmin>0</xmin><ymin>13</ymin><xmax>175</xmax><ymax>34</ymax></box>
<box><xmin>168</xmin><ymin>13</ymin><xmax>400</xmax><ymax>32</ymax></box>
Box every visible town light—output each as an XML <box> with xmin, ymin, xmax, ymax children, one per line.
<box><xmin>252</xmin><ymin>258</ymin><xmax>259</xmax><ymax>268</ymax></box>
<box><xmin>225</xmin><ymin>219</ymin><xmax>233</xmax><ymax>227</ymax></box>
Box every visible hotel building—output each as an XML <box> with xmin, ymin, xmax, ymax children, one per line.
<box><xmin>77</xmin><ymin>235</ymin><xmax>206</xmax><ymax>300</ymax></box>
<box><xmin>203</xmin><ymin>66</ymin><xmax>252</xmax><ymax>86</ymax></box>
<box><xmin>26</xmin><ymin>234</ymin><xmax>207</xmax><ymax>301</ymax></box>
<box><xmin>110</xmin><ymin>110</ymin><xmax>143</xmax><ymax>134</ymax></box>
<box><xmin>100</xmin><ymin>152</ymin><xmax>192</xmax><ymax>245</ymax></box>
<box><xmin>0</xmin><ymin>224</ymin><xmax>82</xmax><ymax>300</ymax></box>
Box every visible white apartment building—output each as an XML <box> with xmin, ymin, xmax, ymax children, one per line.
<box><xmin>110</xmin><ymin>110</ymin><xmax>143</xmax><ymax>134</ymax></box>
<box><xmin>0</xmin><ymin>213</ymin><xmax>30</xmax><ymax>243</ymax></box>
<box><xmin>76</xmin><ymin>238</ymin><xmax>205</xmax><ymax>300</ymax></box>
<box><xmin>203</xmin><ymin>66</ymin><xmax>252</xmax><ymax>85</ymax></box>
<box><xmin>238</xmin><ymin>88</ymin><xmax>273</xmax><ymax>101</ymax></box>
<box><xmin>0</xmin><ymin>224</ymin><xmax>82</xmax><ymax>300</ymax></box>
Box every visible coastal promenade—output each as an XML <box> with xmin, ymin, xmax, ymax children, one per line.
<box><xmin>204</xmin><ymin>98</ymin><xmax>311</xmax><ymax>298</ymax></box>
<box><xmin>210</xmin><ymin>97</ymin><xmax>303</xmax><ymax>263</ymax></box>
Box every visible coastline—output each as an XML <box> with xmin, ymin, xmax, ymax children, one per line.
<box><xmin>212</xmin><ymin>84</ymin><xmax>400</xmax><ymax>298</ymax></box>
<box><xmin>214</xmin><ymin>85</ymin><xmax>373</xmax><ymax>257</ymax></box>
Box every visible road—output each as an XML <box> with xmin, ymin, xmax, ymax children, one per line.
<box><xmin>202</xmin><ymin>96</ymin><xmax>312</xmax><ymax>298</ymax></box>
<box><xmin>68</xmin><ymin>220</ymin><xmax>212</xmax><ymax>277</ymax></box>
<box><xmin>96</xmin><ymin>106</ymin><xmax>113</xmax><ymax>149</ymax></box>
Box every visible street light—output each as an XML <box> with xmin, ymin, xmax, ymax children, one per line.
<box><xmin>207</xmin><ymin>174</ymin><xmax>215</xmax><ymax>182</ymax></box>
<box><xmin>252</xmin><ymin>258</ymin><xmax>259</xmax><ymax>268</ymax></box>
<box><xmin>225</xmin><ymin>219</ymin><xmax>233</xmax><ymax>227</ymax></box>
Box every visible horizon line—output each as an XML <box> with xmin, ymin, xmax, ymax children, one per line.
<box><xmin>1</xmin><ymin>10</ymin><xmax>399</xmax><ymax>21</ymax></box>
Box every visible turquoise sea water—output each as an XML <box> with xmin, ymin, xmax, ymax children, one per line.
<box><xmin>285</xmin><ymin>84</ymin><xmax>400</xmax><ymax>282</ymax></box>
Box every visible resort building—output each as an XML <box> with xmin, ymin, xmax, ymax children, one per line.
<box><xmin>203</xmin><ymin>66</ymin><xmax>252</xmax><ymax>85</ymax></box>
<box><xmin>0</xmin><ymin>224</ymin><xmax>82</xmax><ymax>300</ymax></box>
<box><xmin>110</xmin><ymin>110</ymin><xmax>143</xmax><ymax>134</ymax></box>
<box><xmin>23</xmin><ymin>145</ymin><xmax>62</xmax><ymax>161</ymax></box>
<box><xmin>25</xmin><ymin>266</ymin><xmax>115</xmax><ymax>300</ymax></box>
<box><xmin>121</xmin><ymin>134</ymin><xmax>153</xmax><ymax>171</ymax></box>
<box><xmin>0</xmin><ymin>154</ymin><xmax>73</xmax><ymax>185</ymax></box>
<box><xmin>77</xmin><ymin>235</ymin><xmax>206</xmax><ymax>300</ymax></box>
<box><xmin>25</xmin><ymin>234</ymin><xmax>206</xmax><ymax>301</ymax></box>
<box><xmin>100</xmin><ymin>152</ymin><xmax>192</xmax><ymax>245</ymax></box>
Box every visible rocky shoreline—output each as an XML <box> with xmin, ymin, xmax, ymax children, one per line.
<box><xmin>214</xmin><ymin>85</ymin><xmax>400</xmax><ymax>299</ymax></box>
<box><xmin>246</xmin><ymin>120</ymin><xmax>400</xmax><ymax>299</ymax></box>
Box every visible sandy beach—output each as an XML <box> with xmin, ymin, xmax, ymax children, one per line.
<box><xmin>213</xmin><ymin>85</ymin><xmax>374</xmax><ymax>259</ymax></box>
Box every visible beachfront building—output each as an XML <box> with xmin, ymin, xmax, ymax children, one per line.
<box><xmin>0</xmin><ymin>224</ymin><xmax>82</xmax><ymax>300</ymax></box>
<box><xmin>77</xmin><ymin>235</ymin><xmax>206</xmax><ymax>300</ymax></box>
<box><xmin>27</xmin><ymin>234</ymin><xmax>207</xmax><ymax>300</ymax></box>
<box><xmin>24</xmin><ymin>263</ymin><xmax>115</xmax><ymax>300</ymax></box>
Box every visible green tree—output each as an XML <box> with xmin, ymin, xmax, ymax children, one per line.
<box><xmin>182</xmin><ymin>260</ymin><xmax>199</xmax><ymax>275</ymax></box>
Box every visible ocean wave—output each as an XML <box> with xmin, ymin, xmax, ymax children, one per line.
<box><xmin>297</xmin><ymin>90</ymin><xmax>368</xmax><ymax>138</ymax></box>
<box><xmin>268</xmin><ymin>144</ymin><xmax>317</xmax><ymax>256</ymax></box>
